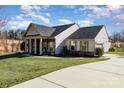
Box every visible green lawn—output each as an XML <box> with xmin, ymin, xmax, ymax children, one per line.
<box><xmin>107</xmin><ymin>52</ymin><xmax>124</xmax><ymax>55</ymax></box>
<box><xmin>0</xmin><ymin>53</ymin><xmax>109</xmax><ymax>88</ymax></box>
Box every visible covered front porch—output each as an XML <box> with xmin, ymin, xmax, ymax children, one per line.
<box><xmin>24</xmin><ymin>37</ymin><xmax>55</xmax><ymax>55</ymax></box>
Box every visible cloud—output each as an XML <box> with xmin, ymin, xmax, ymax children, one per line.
<box><xmin>58</xmin><ymin>19</ymin><xmax>73</xmax><ymax>24</ymax></box>
<box><xmin>41</xmin><ymin>5</ymin><xmax>49</xmax><ymax>10</ymax></box>
<box><xmin>32</xmin><ymin>15</ymin><xmax>50</xmax><ymax>23</ymax></box>
<box><xmin>8</xmin><ymin>20</ymin><xmax>31</xmax><ymax>30</ymax></box>
<box><xmin>81</xmin><ymin>6</ymin><xmax>110</xmax><ymax>17</ymax></box>
<box><xmin>6</xmin><ymin>16</ymin><xmax>32</xmax><ymax>30</ymax></box>
<box><xmin>114</xmin><ymin>14</ymin><xmax>124</xmax><ymax>24</ymax></box>
<box><xmin>4</xmin><ymin>14</ymin><xmax>32</xmax><ymax>30</ymax></box>
<box><xmin>107</xmin><ymin>5</ymin><xmax>123</xmax><ymax>11</ymax></box>
<box><xmin>46</xmin><ymin>13</ymin><xmax>51</xmax><ymax>17</ymax></box>
<box><xmin>64</xmin><ymin>5</ymin><xmax>76</xmax><ymax>9</ymax></box>
<box><xmin>79</xmin><ymin>5</ymin><xmax>124</xmax><ymax>19</ymax></box>
<box><xmin>21</xmin><ymin>5</ymin><xmax>34</xmax><ymax>15</ymax></box>
<box><xmin>77</xmin><ymin>19</ymin><xmax>93</xmax><ymax>27</ymax></box>
<box><xmin>20</xmin><ymin>5</ymin><xmax>50</xmax><ymax>24</ymax></box>
<box><xmin>15</xmin><ymin>15</ymin><xmax>24</xmax><ymax>21</ymax></box>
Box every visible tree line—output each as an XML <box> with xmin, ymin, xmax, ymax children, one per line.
<box><xmin>110</xmin><ymin>30</ymin><xmax>124</xmax><ymax>43</ymax></box>
<box><xmin>0</xmin><ymin>6</ymin><xmax>26</xmax><ymax>52</ymax></box>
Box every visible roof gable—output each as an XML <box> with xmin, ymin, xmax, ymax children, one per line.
<box><xmin>24</xmin><ymin>23</ymin><xmax>56</xmax><ymax>37</ymax></box>
<box><xmin>51</xmin><ymin>23</ymin><xmax>75</xmax><ymax>37</ymax></box>
<box><xmin>24</xmin><ymin>23</ymin><xmax>75</xmax><ymax>37</ymax></box>
<box><xmin>67</xmin><ymin>25</ymin><xmax>104</xmax><ymax>39</ymax></box>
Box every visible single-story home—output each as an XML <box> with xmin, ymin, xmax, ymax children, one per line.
<box><xmin>23</xmin><ymin>23</ymin><xmax>111</xmax><ymax>55</ymax></box>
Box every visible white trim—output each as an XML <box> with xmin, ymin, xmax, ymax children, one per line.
<box><xmin>55</xmin><ymin>24</ymin><xmax>79</xmax><ymax>54</ymax></box>
<box><xmin>76</xmin><ymin>40</ymin><xmax>80</xmax><ymax>51</ymax></box>
<box><xmin>24</xmin><ymin>39</ymin><xmax>27</xmax><ymax>52</ymax></box>
<box><xmin>40</xmin><ymin>39</ymin><xmax>42</xmax><ymax>55</ymax></box>
<box><xmin>34</xmin><ymin>39</ymin><xmax>37</xmax><ymax>54</ymax></box>
<box><xmin>29</xmin><ymin>39</ymin><xmax>31</xmax><ymax>53</ymax></box>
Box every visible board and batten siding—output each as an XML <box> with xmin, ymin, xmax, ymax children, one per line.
<box><xmin>95</xmin><ymin>26</ymin><xmax>111</xmax><ymax>52</ymax></box>
<box><xmin>55</xmin><ymin>24</ymin><xmax>79</xmax><ymax>54</ymax></box>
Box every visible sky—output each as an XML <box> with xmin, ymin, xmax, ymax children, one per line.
<box><xmin>1</xmin><ymin>5</ymin><xmax>124</xmax><ymax>35</ymax></box>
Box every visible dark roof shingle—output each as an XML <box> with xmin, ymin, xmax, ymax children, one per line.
<box><xmin>25</xmin><ymin>23</ymin><xmax>75</xmax><ymax>37</ymax></box>
<box><xmin>25</xmin><ymin>23</ymin><xmax>55</xmax><ymax>37</ymax></box>
<box><xmin>67</xmin><ymin>25</ymin><xmax>104</xmax><ymax>39</ymax></box>
<box><xmin>51</xmin><ymin>23</ymin><xmax>75</xmax><ymax>37</ymax></box>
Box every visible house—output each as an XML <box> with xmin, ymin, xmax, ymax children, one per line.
<box><xmin>23</xmin><ymin>23</ymin><xmax>111</xmax><ymax>56</ymax></box>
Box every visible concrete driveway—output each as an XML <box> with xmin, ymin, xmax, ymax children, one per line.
<box><xmin>12</xmin><ymin>54</ymin><xmax>124</xmax><ymax>88</ymax></box>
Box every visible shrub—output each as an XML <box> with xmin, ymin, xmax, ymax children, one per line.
<box><xmin>61</xmin><ymin>46</ymin><xmax>69</xmax><ymax>56</ymax></box>
<box><xmin>95</xmin><ymin>48</ymin><xmax>104</xmax><ymax>57</ymax></box>
<box><xmin>109</xmin><ymin>47</ymin><xmax>115</xmax><ymax>52</ymax></box>
<box><xmin>83</xmin><ymin>52</ymin><xmax>95</xmax><ymax>57</ymax></box>
<box><xmin>50</xmin><ymin>47</ymin><xmax>55</xmax><ymax>55</ymax></box>
<box><xmin>20</xmin><ymin>42</ymin><xmax>25</xmax><ymax>51</ymax></box>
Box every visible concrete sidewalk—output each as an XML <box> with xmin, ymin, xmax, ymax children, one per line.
<box><xmin>12</xmin><ymin>54</ymin><xmax>124</xmax><ymax>88</ymax></box>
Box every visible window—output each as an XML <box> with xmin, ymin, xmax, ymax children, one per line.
<box><xmin>49</xmin><ymin>42</ymin><xmax>54</xmax><ymax>52</ymax></box>
<box><xmin>49</xmin><ymin>42</ymin><xmax>54</xmax><ymax>48</ymax></box>
<box><xmin>70</xmin><ymin>40</ymin><xmax>76</xmax><ymax>50</ymax></box>
<box><xmin>81</xmin><ymin>41</ymin><xmax>88</xmax><ymax>51</ymax></box>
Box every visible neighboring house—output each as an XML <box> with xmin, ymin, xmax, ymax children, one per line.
<box><xmin>23</xmin><ymin>23</ymin><xmax>111</xmax><ymax>55</ymax></box>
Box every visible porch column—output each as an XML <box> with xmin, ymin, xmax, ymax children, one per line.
<box><xmin>24</xmin><ymin>39</ymin><xmax>27</xmax><ymax>52</ymax></box>
<box><xmin>34</xmin><ymin>39</ymin><xmax>37</xmax><ymax>54</ymax></box>
<box><xmin>29</xmin><ymin>39</ymin><xmax>31</xmax><ymax>53</ymax></box>
<box><xmin>25</xmin><ymin>39</ymin><xmax>28</xmax><ymax>52</ymax></box>
<box><xmin>40</xmin><ymin>39</ymin><xmax>42</xmax><ymax>55</ymax></box>
<box><xmin>77</xmin><ymin>41</ymin><xmax>80</xmax><ymax>51</ymax></box>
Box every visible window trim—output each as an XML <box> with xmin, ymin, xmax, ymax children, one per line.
<box><xmin>80</xmin><ymin>40</ymin><xmax>88</xmax><ymax>51</ymax></box>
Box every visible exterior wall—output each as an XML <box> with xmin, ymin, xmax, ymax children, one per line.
<box><xmin>65</xmin><ymin>40</ymin><xmax>70</xmax><ymax>50</ymax></box>
<box><xmin>65</xmin><ymin>39</ymin><xmax>95</xmax><ymax>52</ymax></box>
<box><xmin>95</xmin><ymin>26</ymin><xmax>111</xmax><ymax>52</ymax></box>
<box><xmin>88</xmin><ymin>40</ymin><xmax>95</xmax><ymax>52</ymax></box>
<box><xmin>55</xmin><ymin>24</ymin><xmax>80</xmax><ymax>54</ymax></box>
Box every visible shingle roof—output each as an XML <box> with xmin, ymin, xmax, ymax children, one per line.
<box><xmin>24</xmin><ymin>23</ymin><xmax>75</xmax><ymax>37</ymax></box>
<box><xmin>51</xmin><ymin>23</ymin><xmax>75</xmax><ymax>37</ymax></box>
<box><xmin>24</xmin><ymin>23</ymin><xmax>56</xmax><ymax>37</ymax></box>
<box><xmin>67</xmin><ymin>25</ymin><xmax>104</xmax><ymax>39</ymax></box>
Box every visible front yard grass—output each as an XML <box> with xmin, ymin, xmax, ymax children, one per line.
<box><xmin>107</xmin><ymin>52</ymin><xmax>124</xmax><ymax>55</ymax></box>
<box><xmin>0</xmin><ymin>53</ymin><xmax>109</xmax><ymax>88</ymax></box>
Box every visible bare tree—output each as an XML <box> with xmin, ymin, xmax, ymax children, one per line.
<box><xmin>0</xmin><ymin>6</ymin><xmax>8</xmax><ymax>35</ymax></box>
<box><xmin>120</xmin><ymin>30</ymin><xmax>124</xmax><ymax>42</ymax></box>
<box><xmin>110</xmin><ymin>31</ymin><xmax>122</xmax><ymax>43</ymax></box>
<box><xmin>0</xmin><ymin>6</ymin><xmax>9</xmax><ymax>52</ymax></box>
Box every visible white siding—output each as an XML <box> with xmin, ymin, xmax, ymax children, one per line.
<box><xmin>65</xmin><ymin>40</ymin><xmax>70</xmax><ymax>50</ymax></box>
<box><xmin>95</xmin><ymin>26</ymin><xmax>110</xmax><ymax>52</ymax></box>
<box><xmin>55</xmin><ymin>24</ymin><xmax>79</xmax><ymax>54</ymax></box>
<box><xmin>88</xmin><ymin>40</ymin><xmax>95</xmax><ymax>52</ymax></box>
